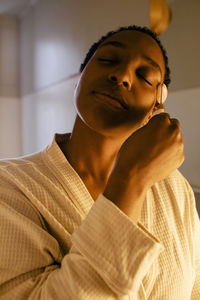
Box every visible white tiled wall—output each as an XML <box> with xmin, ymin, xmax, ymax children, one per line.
<box><xmin>0</xmin><ymin>15</ymin><xmax>21</xmax><ymax>158</ymax></box>
<box><xmin>21</xmin><ymin>75</ymin><xmax>78</xmax><ymax>155</ymax></box>
<box><xmin>0</xmin><ymin>96</ymin><xmax>21</xmax><ymax>158</ymax></box>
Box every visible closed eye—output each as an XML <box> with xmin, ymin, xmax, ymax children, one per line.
<box><xmin>98</xmin><ymin>58</ymin><xmax>116</xmax><ymax>64</ymax></box>
<box><xmin>137</xmin><ymin>73</ymin><xmax>152</xmax><ymax>86</ymax></box>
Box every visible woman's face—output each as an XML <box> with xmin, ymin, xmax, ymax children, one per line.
<box><xmin>74</xmin><ymin>30</ymin><xmax>166</xmax><ymax>139</ymax></box>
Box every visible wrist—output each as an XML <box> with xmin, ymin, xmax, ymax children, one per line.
<box><xmin>103</xmin><ymin>169</ymin><xmax>148</xmax><ymax>223</ymax></box>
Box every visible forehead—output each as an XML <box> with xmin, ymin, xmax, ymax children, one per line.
<box><xmin>99</xmin><ymin>30</ymin><xmax>165</xmax><ymax>75</ymax></box>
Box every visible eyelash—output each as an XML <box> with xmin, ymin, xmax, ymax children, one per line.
<box><xmin>98</xmin><ymin>58</ymin><xmax>152</xmax><ymax>86</ymax></box>
<box><xmin>98</xmin><ymin>58</ymin><xmax>116</xmax><ymax>63</ymax></box>
<box><xmin>137</xmin><ymin>73</ymin><xmax>152</xmax><ymax>86</ymax></box>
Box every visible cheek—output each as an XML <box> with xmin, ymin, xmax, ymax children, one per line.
<box><xmin>74</xmin><ymin>64</ymin><xmax>98</xmax><ymax>101</ymax></box>
<box><xmin>133</xmin><ymin>87</ymin><xmax>157</xmax><ymax>112</ymax></box>
<box><xmin>127</xmin><ymin>88</ymin><xmax>157</xmax><ymax>125</ymax></box>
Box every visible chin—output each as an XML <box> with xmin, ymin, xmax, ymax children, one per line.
<box><xmin>76</xmin><ymin>99</ymin><xmax>147</xmax><ymax>140</ymax></box>
<box><xmin>81</xmin><ymin>116</ymin><xmax>140</xmax><ymax>141</ymax></box>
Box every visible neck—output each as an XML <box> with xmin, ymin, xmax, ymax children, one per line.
<box><xmin>59</xmin><ymin>117</ymin><xmax>126</xmax><ymax>199</ymax></box>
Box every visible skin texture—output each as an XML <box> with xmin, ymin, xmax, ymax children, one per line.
<box><xmin>60</xmin><ymin>30</ymin><xmax>184</xmax><ymax>223</ymax></box>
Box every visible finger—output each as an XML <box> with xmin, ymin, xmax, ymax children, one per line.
<box><xmin>152</xmin><ymin>112</ymin><xmax>171</xmax><ymax>122</ymax></box>
<box><xmin>156</xmin><ymin>104</ymin><xmax>165</xmax><ymax>114</ymax></box>
<box><xmin>157</xmin><ymin>108</ymin><xmax>164</xmax><ymax>114</ymax></box>
<box><xmin>169</xmin><ymin>118</ymin><xmax>181</xmax><ymax>129</ymax></box>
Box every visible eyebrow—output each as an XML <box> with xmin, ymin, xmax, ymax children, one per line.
<box><xmin>99</xmin><ymin>40</ymin><xmax>162</xmax><ymax>74</ymax></box>
<box><xmin>99</xmin><ymin>40</ymin><xmax>127</xmax><ymax>49</ymax></box>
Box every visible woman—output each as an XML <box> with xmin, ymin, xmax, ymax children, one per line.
<box><xmin>0</xmin><ymin>25</ymin><xmax>199</xmax><ymax>299</ymax></box>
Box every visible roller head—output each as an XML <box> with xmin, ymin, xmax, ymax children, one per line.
<box><xmin>156</xmin><ymin>83</ymin><xmax>168</xmax><ymax>113</ymax></box>
<box><xmin>161</xmin><ymin>84</ymin><xmax>168</xmax><ymax>104</ymax></box>
<box><xmin>157</xmin><ymin>83</ymin><xmax>168</xmax><ymax>104</ymax></box>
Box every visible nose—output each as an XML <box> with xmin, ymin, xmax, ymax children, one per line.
<box><xmin>108</xmin><ymin>67</ymin><xmax>132</xmax><ymax>90</ymax></box>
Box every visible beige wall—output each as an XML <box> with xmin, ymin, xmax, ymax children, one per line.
<box><xmin>165</xmin><ymin>87</ymin><xmax>200</xmax><ymax>187</ymax></box>
<box><xmin>21</xmin><ymin>75</ymin><xmax>78</xmax><ymax>154</ymax></box>
<box><xmin>0</xmin><ymin>96</ymin><xmax>21</xmax><ymax>158</ymax></box>
<box><xmin>160</xmin><ymin>0</ymin><xmax>200</xmax><ymax>92</ymax></box>
<box><xmin>0</xmin><ymin>15</ymin><xmax>21</xmax><ymax>158</ymax></box>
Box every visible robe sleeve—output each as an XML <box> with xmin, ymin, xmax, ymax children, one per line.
<box><xmin>0</xmin><ymin>194</ymin><xmax>163</xmax><ymax>300</ymax></box>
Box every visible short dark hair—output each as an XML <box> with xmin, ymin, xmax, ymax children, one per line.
<box><xmin>80</xmin><ymin>25</ymin><xmax>171</xmax><ymax>87</ymax></box>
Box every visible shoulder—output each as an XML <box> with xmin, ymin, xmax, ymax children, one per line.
<box><xmin>162</xmin><ymin>169</ymin><xmax>193</xmax><ymax>196</ymax></box>
<box><xmin>0</xmin><ymin>151</ymin><xmax>48</xmax><ymax>227</ymax></box>
<box><xmin>155</xmin><ymin>169</ymin><xmax>193</xmax><ymax>194</ymax></box>
<box><xmin>0</xmin><ymin>150</ymin><xmax>44</xmax><ymax>170</ymax></box>
<box><xmin>0</xmin><ymin>148</ymin><xmax>49</xmax><ymax>184</ymax></box>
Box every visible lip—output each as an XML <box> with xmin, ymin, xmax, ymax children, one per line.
<box><xmin>93</xmin><ymin>91</ymin><xmax>128</xmax><ymax>110</ymax></box>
